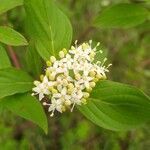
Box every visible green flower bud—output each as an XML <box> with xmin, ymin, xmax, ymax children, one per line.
<box><xmin>82</xmin><ymin>43</ymin><xmax>88</xmax><ymax>50</ymax></box>
<box><xmin>59</xmin><ymin>51</ymin><xmax>65</xmax><ymax>58</ymax></box>
<box><xmin>63</xmin><ymin>79</ymin><xmax>68</xmax><ymax>86</ymax></box>
<box><xmin>81</xmin><ymin>98</ymin><xmax>87</xmax><ymax>104</ymax></box>
<box><xmin>46</xmin><ymin>61</ymin><xmax>52</xmax><ymax>67</ymax></box>
<box><xmin>86</xmin><ymin>87</ymin><xmax>92</xmax><ymax>93</ymax></box>
<box><xmin>89</xmin><ymin>71</ymin><xmax>96</xmax><ymax>77</ymax></box>
<box><xmin>40</xmin><ymin>74</ymin><xmax>44</xmax><ymax>81</ymax></box>
<box><xmin>90</xmin><ymin>82</ymin><xmax>96</xmax><ymax>88</ymax></box>
<box><xmin>83</xmin><ymin>92</ymin><xmax>90</xmax><ymax>98</ymax></box>
<box><xmin>50</xmin><ymin>56</ymin><xmax>56</xmax><ymax>63</ymax></box>
<box><xmin>62</xmin><ymin>106</ymin><xmax>66</xmax><ymax>112</ymax></box>
<box><xmin>75</xmin><ymin>73</ymin><xmax>81</xmax><ymax>80</ymax></box>
<box><xmin>71</xmin><ymin>46</ymin><xmax>75</xmax><ymax>50</ymax></box>
<box><xmin>93</xmin><ymin>78</ymin><xmax>99</xmax><ymax>82</ymax></box>
<box><xmin>51</xmin><ymin>88</ymin><xmax>58</xmax><ymax>94</ymax></box>
<box><xmin>62</xmin><ymin>48</ymin><xmax>67</xmax><ymax>55</ymax></box>
<box><xmin>96</xmin><ymin>74</ymin><xmax>103</xmax><ymax>79</ymax></box>
<box><xmin>68</xmin><ymin>83</ymin><xmax>74</xmax><ymax>89</ymax></box>
<box><xmin>49</xmin><ymin>74</ymin><xmax>55</xmax><ymax>81</ymax></box>
<box><xmin>34</xmin><ymin>81</ymin><xmax>40</xmax><ymax>86</ymax></box>
<box><xmin>65</xmin><ymin>100</ymin><xmax>71</xmax><ymax>106</ymax></box>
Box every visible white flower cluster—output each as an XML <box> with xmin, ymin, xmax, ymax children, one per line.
<box><xmin>32</xmin><ymin>40</ymin><xmax>111</xmax><ymax>117</ymax></box>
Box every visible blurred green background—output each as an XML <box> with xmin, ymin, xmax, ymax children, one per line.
<box><xmin>0</xmin><ymin>0</ymin><xmax>150</xmax><ymax>149</ymax></box>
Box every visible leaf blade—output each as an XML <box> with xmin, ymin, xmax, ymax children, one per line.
<box><xmin>79</xmin><ymin>80</ymin><xmax>150</xmax><ymax>131</ymax></box>
<box><xmin>24</xmin><ymin>0</ymin><xmax>72</xmax><ymax>60</ymax></box>
<box><xmin>25</xmin><ymin>40</ymin><xmax>42</xmax><ymax>78</ymax></box>
<box><xmin>94</xmin><ymin>3</ymin><xmax>149</xmax><ymax>29</ymax></box>
<box><xmin>0</xmin><ymin>68</ymin><xmax>33</xmax><ymax>99</ymax></box>
<box><xmin>0</xmin><ymin>0</ymin><xmax>23</xmax><ymax>15</ymax></box>
<box><xmin>0</xmin><ymin>44</ymin><xmax>11</xmax><ymax>69</ymax></box>
<box><xmin>0</xmin><ymin>93</ymin><xmax>48</xmax><ymax>133</ymax></box>
<box><xmin>0</xmin><ymin>26</ymin><xmax>28</xmax><ymax>46</ymax></box>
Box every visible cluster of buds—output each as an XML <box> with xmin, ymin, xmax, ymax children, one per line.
<box><xmin>32</xmin><ymin>40</ymin><xmax>111</xmax><ymax>117</ymax></box>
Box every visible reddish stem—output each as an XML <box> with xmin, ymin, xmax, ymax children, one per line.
<box><xmin>7</xmin><ymin>45</ymin><xmax>21</xmax><ymax>68</ymax></box>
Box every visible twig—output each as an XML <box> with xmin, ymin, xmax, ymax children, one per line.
<box><xmin>7</xmin><ymin>45</ymin><xmax>21</xmax><ymax>68</ymax></box>
<box><xmin>3</xmin><ymin>13</ymin><xmax>21</xmax><ymax>68</ymax></box>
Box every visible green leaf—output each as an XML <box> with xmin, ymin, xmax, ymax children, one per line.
<box><xmin>25</xmin><ymin>41</ymin><xmax>42</xmax><ymax>78</ymax></box>
<box><xmin>0</xmin><ymin>93</ymin><xmax>48</xmax><ymax>133</ymax></box>
<box><xmin>0</xmin><ymin>44</ymin><xmax>11</xmax><ymax>69</ymax></box>
<box><xmin>0</xmin><ymin>68</ymin><xmax>33</xmax><ymax>99</ymax></box>
<box><xmin>94</xmin><ymin>3</ymin><xmax>149</xmax><ymax>29</ymax></box>
<box><xmin>79</xmin><ymin>80</ymin><xmax>150</xmax><ymax>131</ymax></box>
<box><xmin>24</xmin><ymin>0</ymin><xmax>72</xmax><ymax>60</ymax></box>
<box><xmin>0</xmin><ymin>0</ymin><xmax>23</xmax><ymax>15</ymax></box>
<box><xmin>0</xmin><ymin>26</ymin><xmax>28</xmax><ymax>46</ymax></box>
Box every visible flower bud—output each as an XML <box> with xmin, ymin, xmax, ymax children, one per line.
<box><xmin>67</xmin><ymin>87</ymin><xmax>74</xmax><ymax>94</ymax></box>
<box><xmin>48</xmin><ymin>87</ymin><xmax>53</xmax><ymax>91</ymax></box>
<box><xmin>81</xmin><ymin>98</ymin><xmax>87</xmax><ymax>104</ymax></box>
<box><xmin>93</xmin><ymin>78</ymin><xmax>99</xmax><ymax>82</ymax></box>
<box><xmin>40</xmin><ymin>74</ymin><xmax>44</xmax><ymax>81</ymax></box>
<box><xmin>75</xmin><ymin>73</ymin><xmax>81</xmax><ymax>80</ymax></box>
<box><xmin>50</xmin><ymin>56</ymin><xmax>56</xmax><ymax>63</ymax></box>
<box><xmin>46</xmin><ymin>61</ymin><xmax>52</xmax><ymax>67</ymax></box>
<box><xmin>83</xmin><ymin>92</ymin><xmax>90</xmax><ymax>98</ymax></box>
<box><xmin>62</xmin><ymin>106</ymin><xmax>66</xmax><ymax>112</ymax></box>
<box><xmin>89</xmin><ymin>71</ymin><xmax>96</xmax><ymax>77</ymax></box>
<box><xmin>51</xmin><ymin>88</ymin><xmax>58</xmax><ymax>94</ymax></box>
<box><xmin>86</xmin><ymin>87</ymin><xmax>92</xmax><ymax>92</ymax></box>
<box><xmin>90</xmin><ymin>82</ymin><xmax>96</xmax><ymax>88</ymax></box>
<box><xmin>90</xmin><ymin>51</ymin><xmax>96</xmax><ymax>59</ymax></box>
<box><xmin>34</xmin><ymin>81</ymin><xmax>40</xmax><ymax>86</ymax></box>
<box><xmin>63</xmin><ymin>79</ymin><xmax>68</xmax><ymax>86</ymax></box>
<box><xmin>65</xmin><ymin>100</ymin><xmax>71</xmax><ymax>106</ymax></box>
<box><xmin>50</xmin><ymin>113</ymin><xmax>54</xmax><ymax>117</ymax></box>
<box><xmin>59</xmin><ymin>51</ymin><xmax>65</xmax><ymax>58</ymax></box>
<box><xmin>46</xmin><ymin>69</ymin><xmax>50</xmax><ymax>76</ymax></box>
<box><xmin>82</xmin><ymin>43</ymin><xmax>88</xmax><ymax>50</ymax></box>
<box><xmin>62</xmin><ymin>48</ymin><xmax>67</xmax><ymax>55</ymax></box>
<box><xmin>96</xmin><ymin>74</ymin><xmax>103</xmax><ymax>79</ymax></box>
<box><xmin>68</xmin><ymin>83</ymin><xmax>74</xmax><ymax>89</ymax></box>
<box><xmin>71</xmin><ymin>46</ymin><xmax>75</xmax><ymax>50</ymax></box>
<box><xmin>49</xmin><ymin>74</ymin><xmax>55</xmax><ymax>81</ymax></box>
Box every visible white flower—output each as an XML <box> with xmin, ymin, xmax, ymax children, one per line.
<box><xmin>48</xmin><ymin>87</ymin><xmax>71</xmax><ymax>116</ymax></box>
<box><xmin>32</xmin><ymin>76</ymin><xmax>51</xmax><ymax>100</ymax></box>
<box><xmin>78</xmin><ymin>75</ymin><xmax>93</xmax><ymax>89</ymax></box>
<box><xmin>52</xmin><ymin>87</ymin><xmax>71</xmax><ymax>102</ymax></box>
<box><xmin>70</xmin><ymin>88</ymin><xmax>83</xmax><ymax>111</ymax></box>
<box><xmin>71</xmin><ymin>88</ymin><xmax>83</xmax><ymax>104</ymax></box>
<box><xmin>32</xmin><ymin>40</ymin><xmax>111</xmax><ymax>116</ymax></box>
<box><xmin>62</xmin><ymin>54</ymin><xmax>73</xmax><ymax>69</ymax></box>
<box><xmin>47</xmin><ymin>60</ymin><xmax>68</xmax><ymax>79</ymax></box>
<box><xmin>48</xmin><ymin>99</ymin><xmax>63</xmax><ymax>117</ymax></box>
<box><xmin>56</xmin><ymin>75</ymin><xmax>73</xmax><ymax>91</ymax></box>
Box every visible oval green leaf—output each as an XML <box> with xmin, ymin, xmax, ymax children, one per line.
<box><xmin>25</xmin><ymin>40</ymin><xmax>42</xmax><ymax>78</ymax></box>
<box><xmin>0</xmin><ymin>44</ymin><xmax>11</xmax><ymax>69</ymax></box>
<box><xmin>94</xmin><ymin>3</ymin><xmax>149</xmax><ymax>29</ymax></box>
<box><xmin>79</xmin><ymin>80</ymin><xmax>150</xmax><ymax>131</ymax></box>
<box><xmin>0</xmin><ymin>26</ymin><xmax>28</xmax><ymax>46</ymax></box>
<box><xmin>0</xmin><ymin>0</ymin><xmax>23</xmax><ymax>15</ymax></box>
<box><xmin>0</xmin><ymin>68</ymin><xmax>33</xmax><ymax>99</ymax></box>
<box><xmin>0</xmin><ymin>93</ymin><xmax>48</xmax><ymax>134</ymax></box>
<box><xmin>24</xmin><ymin>0</ymin><xmax>72</xmax><ymax>60</ymax></box>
